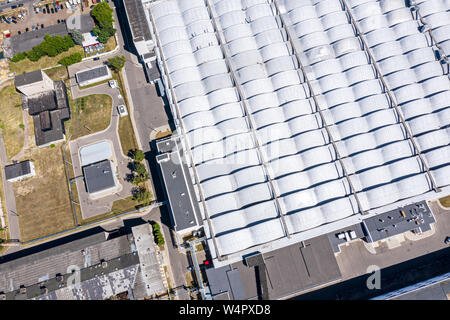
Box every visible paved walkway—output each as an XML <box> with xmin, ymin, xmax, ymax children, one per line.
<box><xmin>68</xmin><ymin>81</ymin><xmax>136</xmax><ymax>219</ymax></box>
<box><xmin>0</xmin><ymin>133</ymin><xmax>20</xmax><ymax>241</ymax></box>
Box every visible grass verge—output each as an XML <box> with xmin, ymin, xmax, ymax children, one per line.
<box><xmin>43</xmin><ymin>66</ymin><xmax>69</xmax><ymax>82</ymax></box>
<box><xmin>65</xmin><ymin>94</ymin><xmax>112</xmax><ymax>140</ymax></box>
<box><xmin>439</xmin><ymin>196</ymin><xmax>450</xmax><ymax>208</ymax></box>
<box><xmin>9</xmin><ymin>46</ymin><xmax>83</xmax><ymax>75</ymax></box>
<box><xmin>0</xmin><ymin>83</ymin><xmax>24</xmax><ymax>159</ymax></box>
<box><xmin>13</xmin><ymin>144</ymin><xmax>76</xmax><ymax>242</ymax></box>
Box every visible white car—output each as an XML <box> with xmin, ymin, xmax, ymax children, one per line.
<box><xmin>108</xmin><ymin>80</ymin><xmax>117</xmax><ymax>88</ymax></box>
<box><xmin>117</xmin><ymin>105</ymin><xmax>128</xmax><ymax>117</ymax></box>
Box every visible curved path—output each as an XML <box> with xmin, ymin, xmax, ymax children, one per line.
<box><xmin>68</xmin><ymin>81</ymin><xmax>135</xmax><ymax>220</ymax></box>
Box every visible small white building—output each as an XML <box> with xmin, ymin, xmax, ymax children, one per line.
<box><xmin>81</xmin><ymin>32</ymin><xmax>99</xmax><ymax>48</ymax></box>
<box><xmin>4</xmin><ymin>160</ymin><xmax>36</xmax><ymax>182</ymax></box>
<box><xmin>14</xmin><ymin>70</ymin><xmax>54</xmax><ymax>97</ymax></box>
<box><xmin>75</xmin><ymin>65</ymin><xmax>112</xmax><ymax>87</ymax></box>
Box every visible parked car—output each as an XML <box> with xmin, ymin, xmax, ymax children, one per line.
<box><xmin>93</xmin><ymin>57</ymin><xmax>100</xmax><ymax>61</ymax></box>
<box><xmin>41</xmin><ymin>24</ymin><xmax>44</xmax><ymax>28</ymax></box>
<box><xmin>25</xmin><ymin>27</ymin><xmax>29</xmax><ymax>32</ymax></box>
<box><xmin>43</xmin><ymin>8</ymin><xmax>46</xmax><ymax>13</ymax></box>
<box><xmin>445</xmin><ymin>236</ymin><xmax>450</xmax><ymax>245</ymax></box>
<box><xmin>32</xmin><ymin>25</ymin><xmax>35</xmax><ymax>30</ymax></box>
<box><xmin>60</xmin><ymin>4</ymin><xmax>63</xmax><ymax>9</ymax></box>
<box><xmin>51</xmin><ymin>8</ymin><xmax>54</xmax><ymax>13</ymax></box>
<box><xmin>17</xmin><ymin>30</ymin><xmax>21</xmax><ymax>34</ymax></box>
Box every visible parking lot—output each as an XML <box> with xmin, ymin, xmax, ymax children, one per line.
<box><xmin>0</xmin><ymin>0</ymin><xmax>91</xmax><ymax>36</ymax></box>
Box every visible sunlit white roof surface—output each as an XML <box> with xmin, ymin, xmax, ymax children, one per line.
<box><xmin>148</xmin><ymin>0</ymin><xmax>450</xmax><ymax>266</ymax></box>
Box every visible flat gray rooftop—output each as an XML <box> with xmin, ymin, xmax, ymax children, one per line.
<box><xmin>0</xmin><ymin>231</ymin><xmax>134</xmax><ymax>297</ymax></box>
<box><xmin>4</xmin><ymin>161</ymin><xmax>32</xmax><ymax>180</ymax></box>
<box><xmin>156</xmin><ymin>136</ymin><xmax>201</xmax><ymax>233</ymax></box>
<box><xmin>206</xmin><ymin>234</ymin><xmax>341</xmax><ymax>300</ymax></box>
<box><xmin>364</xmin><ymin>201</ymin><xmax>435</xmax><ymax>242</ymax></box>
<box><xmin>76</xmin><ymin>65</ymin><xmax>109</xmax><ymax>84</ymax></box>
<box><xmin>14</xmin><ymin>70</ymin><xmax>43</xmax><ymax>87</ymax></box>
<box><xmin>83</xmin><ymin>160</ymin><xmax>116</xmax><ymax>194</ymax></box>
<box><xmin>123</xmin><ymin>0</ymin><xmax>151</xmax><ymax>42</ymax></box>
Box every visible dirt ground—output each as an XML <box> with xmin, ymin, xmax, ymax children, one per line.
<box><xmin>13</xmin><ymin>144</ymin><xmax>76</xmax><ymax>242</ymax></box>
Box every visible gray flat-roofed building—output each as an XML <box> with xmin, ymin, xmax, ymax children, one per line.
<box><xmin>156</xmin><ymin>135</ymin><xmax>201</xmax><ymax>235</ymax></box>
<box><xmin>0</xmin><ymin>222</ymin><xmax>167</xmax><ymax>300</ymax></box>
<box><xmin>205</xmin><ymin>235</ymin><xmax>341</xmax><ymax>300</ymax></box>
<box><xmin>363</xmin><ymin>201</ymin><xmax>435</xmax><ymax>242</ymax></box>
<box><xmin>14</xmin><ymin>70</ymin><xmax>43</xmax><ymax>88</ymax></box>
<box><xmin>15</xmin><ymin>69</ymin><xmax>54</xmax><ymax>97</ymax></box>
<box><xmin>372</xmin><ymin>272</ymin><xmax>450</xmax><ymax>300</ymax></box>
<box><xmin>83</xmin><ymin>160</ymin><xmax>117</xmax><ymax>195</ymax></box>
<box><xmin>4</xmin><ymin>160</ymin><xmax>35</xmax><ymax>182</ymax></box>
<box><xmin>75</xmin><ymin>65</ymin><xmax>112</xmax><ymax>87</ymax></box>
<box><xmin>131</xmin><ymin>224</ymin><xmax>166</xmax><ymax>296</ymax></box>
<box><xmin>122</xmin><ymin>0</ymin><xmax>154</xmax><ymax>57</ymax></box>
<box><xmin>123</xmin><ymin>0</ymin><xmax>151</xmax><ymax>42</ymax></box>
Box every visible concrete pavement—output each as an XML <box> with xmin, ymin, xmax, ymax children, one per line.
<box><xmin>68</xmin><ymin>80</ymin><xmax>136</xmax><ymax>219</ymax></box>
<box><xmin>0</xmin><ymin>133</ymin><xmax>20</xmax><ymax>241</ymax></box>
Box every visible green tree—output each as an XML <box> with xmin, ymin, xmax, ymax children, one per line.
<box><xmin>58</xmin><ymin>52</ymin><xmax>83</xmax><ymax>66</ymax></box>
<box><xmin>107</xmin><ymin>55</ymin><xmax>126</xmax><ymax>71</ymax></box>
<box><xmin>10</xmin><ymin>51</ymin><xmax>27</xmax><ymax>62</ymax></box>
<box><xmin>91</xmin><ymin>2</ymin><xmax>114</xmax><ymax>28</ymax></box>
<box><xmin>26</xmin><ymin>45</ymin><xmax>45</xmax><ymax>61</ymax></box>
<box><xmin>70</xmin><ymin>29</ymin><xmax>84</xmax><ymax>45</ymax></box>
<box><xmin>129</xmin><ymin>149</ymin><xmax>145</xmax><ymax>162</ymax></box>
<box><xmin>151</xmin><ymin>222</ymin><xmax>165</xmax><ymax>246</ymax></box>
<box><xmin>132</xmin><ymin>172</ymin><xmax>150</xmax><ymax>185</ymax></box>
<box><xmin>134</xmin><ymin>162</ymin><xmax>147</xmax><ymax>176</ymax></box>
<box><xmin>132</xmin><ymin>187</ymin><xmax>152</xmax><ymax>205</ymax></box>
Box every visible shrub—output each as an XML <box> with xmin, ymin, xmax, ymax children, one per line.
<box><xmin>129</xmin><ymin>149</ymin><xmax>145</xmax><ymax>162</ymax></box>
<box><xmin>58</xmin><ymin>52</ymin><xmax>82</xmax><ymax>66</ymax></box>
<box><xmin>151</xmin><ymin>222</ymin><xmax>165</xmax><ymax>246</ymax></box>
<box><xmin>132</xmin><ymin>187</ymin><xmax>152</xmax><ymax>205</ymax></box>
<box><xmin>107</xmin><ymin>55</ymin><xmax>126</xmax><ymax>71</ymax></box>
<box><xmin>10</xmin><ymin>52</ymin><xmax>27</xmax><ymax>62</ymax></box>
<box><xmin>93</xmin><ymin>25</ymin><xmax>116</xmax><ymax>44</ymax></box>
<box><xmin>70</xmin><ymin>29</ymin><xmax>84</xmax><ymax>46</ymax></box>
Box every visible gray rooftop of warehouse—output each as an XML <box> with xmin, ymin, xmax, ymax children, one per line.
<box><xmin>0</xmin><ymin>231</ymin><xmax>135</xmax><ymax>296</ymax></box>
<box><xmin>206</xmin><ymin>234</ymin><xmax>341</xmax><ymax>300</ymax></box>
<box><xmin>76</xmin><ymin>65</ymin><xmax>110</xmax><ymax>84</ymax></box>
<box><xmin>123</xmin><ymin>0</ymin><xmax>151</xmax><ymax>42</ymax></box>
<box><xmin>83</xmin><ymin>160</ymin><xmax>116</xmax><ymax>194</ymax></box>
<box><xmin>156</xmin><ymin>136</ymin><xmax>201</xmax><ymax>232</ymax></box>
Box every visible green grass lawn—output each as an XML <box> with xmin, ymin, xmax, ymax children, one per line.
<box><xmin>65</xmin><ymin>94</ymin><xmax>112</xmax><ymax>140</ymax></box>
<box><xmin>0</xmin><ymin>83</ymin><xmax>24</xmax><ymax>159</ymax></box>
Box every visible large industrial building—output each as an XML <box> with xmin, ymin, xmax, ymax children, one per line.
<box><xmin>146</xmin><ymin>0</ymin><xmax>450</xmax><ymax>267</ymax></box>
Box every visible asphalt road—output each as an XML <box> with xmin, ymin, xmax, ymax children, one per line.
<box><xmin>114</xmin><ymin>0</ymin><xmax>171</xmax><ymax>153</ymax></box>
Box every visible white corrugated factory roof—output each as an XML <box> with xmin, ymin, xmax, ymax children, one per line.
<box><xmin>148</xmin><ymin>0</ymin><xmax>450</xmax><ymax>265</ymax></box>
